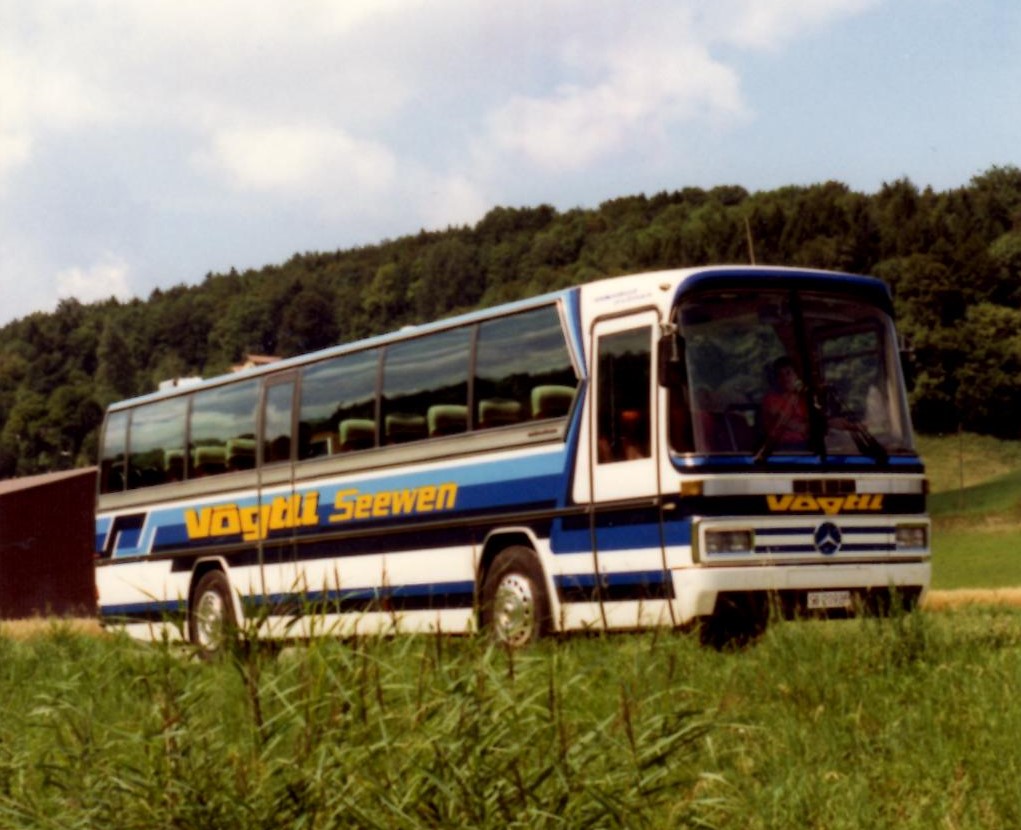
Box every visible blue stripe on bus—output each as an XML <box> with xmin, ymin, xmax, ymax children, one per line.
<box><xmin>752</xmin><ymin>543</ymin><xmax>896</xmax><ymax>555</ymax></box>
<box><xmin>555</xmin><ymin>570</ymin><xmax>675</xmax><ymax>603</ymax></box>
<box><xmin>675</xmin><ymin>268</ymin><xmax>894</xmax><ymax>314</ymax></box>
<box><xmin>562</xmin><ymin>288</ymin><xmax>587</xmax><ymax>376</ymax></box>
<box><xmin>99</xmin><ymin>581</ymin><xmax>477</xmax><ymax>624</ymax></box>
<box><xmin>108</xmin><ymin>450</ymin><xmax>571</xmax><ymax>557</ymax></box>
<box><xmin>551</xmin><ymin>520</ymin><xmax>661</xmax><ymax>554</ymax></box>
<box><xmin>245</xmin><ymin>580</ymin><xmax>477</xmax><ymax>615</ymax></box>
<box><xmin>95</xmin><ymin>515</ymin><xmax>112</xmax><ymax>552</ymax></box>
<box><xmin>755</xmin><ymin>526</ymin><xmax>892</xmax><ymax>536</ymax></box>
<box><xmin>752</xmin><ymin>525</ymin><xmax>896</xmax><ymax>556</ymax></box>
<box><xmin>673</xmin><ymin>454</ymin><xmax>924</xmax><ymax>472</ymax></box>
<box><xmin>551</xmin><ymin>512</ymin><xmax>692</xmax><ymax>554</ymax></box>
<box><xmin>99</xmin><ymin>598</ymin><xmax>185</xmax><ymax>622</ymax></box>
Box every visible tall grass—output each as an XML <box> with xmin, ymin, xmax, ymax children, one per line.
<box><xmin>0</xmin><ymin>625</ymin><xmax>719</xmax><ymax>829</ymax></box>
<box><xmin>717</xmin><ymin>607</ymin><xmax>1021</xmax><ymax>827</ymax></box>
<box><xmin>4</xmin><ymin>611</ymin><xmax>1021</xmax><ymax>828</ymax></box>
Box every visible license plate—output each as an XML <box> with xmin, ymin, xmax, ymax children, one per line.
<box><xmin>807</xmin><ymin>590</ymin><xmax>852</xmax><ymax>610</ymax></box>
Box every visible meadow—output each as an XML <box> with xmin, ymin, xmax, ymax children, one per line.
<box><xmin>2</xmin><ymin>608</ymin><xmax>1021</xmax><ymax>829</ymax></box>
<box><xmin>1</xmin><ymin>433</ymin><xmax>1019</xmax><ymax>828</ymax></box>
<box><xmin>918</xmin><ymin>433</ymin><xmax>1021</xmax><ymax>591</ymax></box>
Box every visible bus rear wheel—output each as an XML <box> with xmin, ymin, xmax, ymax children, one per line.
<box><xmin>481</xmin><ymin>546</ymin><xmax>551</xmax><ymax>648</ymax></box>
<box><xmin>189</xmin><ymin>570</ymin><xmax>237</xmax><ymax>657</ymax></box>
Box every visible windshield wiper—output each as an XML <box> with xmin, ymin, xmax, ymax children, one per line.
<box><xmin>823</xmin><ymin>385</ymin><xmax>888</xmax><ymax>462</ymax></box>
<box><xmin>755</xmin><ymin>386</ymin><xmax>890</xmax><ymax>463</ymax></box>
<box><xmin>753</xmin><ymin>438</ymin><xmax>773</xmax><ymax>463</ymax></box>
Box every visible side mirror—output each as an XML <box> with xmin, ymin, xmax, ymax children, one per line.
<box><xmin>658</xmin><ymin>332</ymin><xmax>687</xmax><ymax>387</ymax></box>
<box><xmin>899</xmin><ymin>337</ymin><xmax>916</xmax><ymax>390</ymax></box>
<box><xmin>899</xmin><ymin>350</ymin><xmax>915</xmax><ymax>390</ymax></box>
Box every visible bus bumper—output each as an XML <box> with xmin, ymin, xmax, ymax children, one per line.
<box><xmin>671</xmin><ymin>560</ymin><xmax>931</xmax><ymax>625</ymax></box>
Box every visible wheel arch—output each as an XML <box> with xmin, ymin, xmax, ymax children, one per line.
<box><xmin>477</xmin><ymin>528</ymin><xmax>558</xmax><ymax>631</ymax></box>
<box><xmin>188</xmin><ymin>557</ymin><xmax>242</xmax><ymax>623</ymax></box>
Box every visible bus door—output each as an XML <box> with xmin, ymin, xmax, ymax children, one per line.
<box><xmin>590</xmin><ymin>312</ymin><xmax>672</xmax><ymax>628</ymax></box>
<box><xmin>257</xmin><ymin>372</ymin><xmax>298</xmax><ymax>624</ymax></box>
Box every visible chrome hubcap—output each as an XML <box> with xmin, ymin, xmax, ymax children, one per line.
<box><xmin>493</xmin><ymin>573</ymin><xmax>535</xmax><ymax>647</ymax></box>
<box><xmin>195</xmin><ymin>590</ymin><xmax>226</xmax><ymax>648</ymax></box>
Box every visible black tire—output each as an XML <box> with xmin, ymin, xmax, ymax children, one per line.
<box><xmin>699</xmin><ymin>592</ymin><xmax>769</xmax><ymax>651</ymax></box>
<box><xmin>481</xmin><ymin>546</ymin><xmax>552</xmax><ymax>648</ymax></box>
<box><xmin>188</xmin><ymin>570</ymin><xmax>237</xmax><ymax>657</ymax></box>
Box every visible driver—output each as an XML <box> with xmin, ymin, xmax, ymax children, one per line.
<box><xmin>761</xmin><ymin>356</ymin><xmax>809</xmax><ymax>450</ymax></box>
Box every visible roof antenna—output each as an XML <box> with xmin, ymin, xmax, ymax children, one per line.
<box><xmin>744</xmin><ymin>215</ymin><xmax>757</xmax><ymax>265</ymax></box>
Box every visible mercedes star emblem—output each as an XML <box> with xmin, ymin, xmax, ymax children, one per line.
<box><xmin>813</xmin><ymin>521</ymin><xmax>843</xmax><ymax>555</ymax></box>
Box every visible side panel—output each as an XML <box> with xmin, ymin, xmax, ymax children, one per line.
<box><xmin>96</xmin><ymin>442</ymin><xmax>576</xmax><ymax>635</ymax></box>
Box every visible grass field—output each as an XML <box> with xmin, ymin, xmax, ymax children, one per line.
<box><xmin>916</xmin><ymin>433</ymin><xmax>1021</xmax><ymax>591</ymax></box>
<box><xmin>0</xmin><ymin>432</ymin><xmax>1016</xmax><ymax>827</ymax></box>
<box><xmin>916</xmin><ymin>432</ymin><xmax>1021</xmax><ymax>495</ymax></box>
<box><xmin>2</xmin><ymin>613</ymin><xmax>1021</xmax><ymax>829</ymax></box>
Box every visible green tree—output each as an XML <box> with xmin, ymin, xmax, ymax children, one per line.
<box><xmin>208</xmin><ymin>292</ymin><xmax>281</xmax><ymax>368</ymax></box>
<box><xmin>47</xmin><ymin>381</ymin><xmax>104</xmax><ymax>464</ymax></box>
<box><xmin>0</xmin><ymin>389</ymin><xmax>50</xmax><ymax>475</ymax></box>
<box><xmin>987</xmin><ymin>231</ymin><xmax>1021</xmax><ymax>306</ymax></box>
<box><xmin>278</xmin><ymin>284</ymin><xmax>339</xmax><ymax>356</ymax></box>
<box><xmin>363</xmin><ymin>262</ymin><xmax>411</xmax><ymax>324</ymax></box>
<box><xmin>954</xmin><ymin>304</ymin><xmax>1021</xmax><ymax>437</ymax></box>
<box><xmin>409</xmin><ymin>236</ymin><xmax>482</xmax><ymax>320</ymax></box>
<box><xmin>968</xmin><ymin>165</ymin><xmax>1021</xmax><ymax>239</ymax></box>
<box><xmin>95</xmin><ymin>319</ymin><xmax>137</xmax><ymax>402</ymax></box>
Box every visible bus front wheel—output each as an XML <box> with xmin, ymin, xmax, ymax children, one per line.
<box><xmin>699</xmin><ymin>592</ymin><xmax>769</xmax><ymax>650</ymax></box>
<box><xmin>189</xmin><ymin>570</ymin><xmax>237</xmax><ymax>656</ymax></box>
<box><xmin>481</xmin><ymin>546</ymin><xmax>551</xmax><ymax>648</ymax></box>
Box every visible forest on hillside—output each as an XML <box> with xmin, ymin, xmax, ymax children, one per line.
<box><xmin>2</xmin><ymin>165</ymin><xmax>1020</xmax><ymax>479</ymax></box>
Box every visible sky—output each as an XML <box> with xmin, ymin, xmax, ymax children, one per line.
<box><xmin>1</xmin><ymin>0</ymin><xmax>1019</xmax><ymax>327</ymax></box>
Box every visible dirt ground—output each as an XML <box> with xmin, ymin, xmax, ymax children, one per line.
<box><xmin>0</xmin><ymin>617</ymin><xmax>105</xmax><ymax>639</ymax></box>
<box><xmin>922</xmin><ymin>589</ymin><xmax>1021</xmax><ymax>610</ymax></box>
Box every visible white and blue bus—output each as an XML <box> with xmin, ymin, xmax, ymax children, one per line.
<box><xmin>95</xmin><ymin>266</ymin><xmax>930</xmax><ymax>650</ymax></box>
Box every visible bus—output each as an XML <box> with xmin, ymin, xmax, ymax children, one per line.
<box><xmin>95</xmin><ymin>265</ymin><xmax>930</xmax><ymax>651</ymax></box>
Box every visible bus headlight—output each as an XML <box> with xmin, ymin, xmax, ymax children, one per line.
<box><xmin>895</xmin><ymin>524</ymin><xmax>928</xmax><ymax>551</ymax></box>
<box><xmin>705</xmin><ymin>529</ymin><xmax>755</xmax><ymax>555</ymax></box>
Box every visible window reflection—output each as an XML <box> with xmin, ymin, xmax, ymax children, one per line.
<box><xmin>674</xmin><ymin>289</ymin><xmax>913</xmax><ymax>458</ymax></box>
<box><xmin>126</xmin><ymin>398</ymin><xmax>188</xmax><ymax>489</ymax></box>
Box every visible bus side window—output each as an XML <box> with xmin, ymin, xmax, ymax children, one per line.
<box><xmin>126</xmin><ymin>398</ymin><xmax>188</xmax><ymax>489</ymax></box>
<box><xmin>189</xmin><ymin>380</ymin><xmax>259</xmax><ymax>478</ymax></box>
<box><xmin>298</xmin><ymin>349</ymin><xmax>380</xmax><ymax>459</ymax></box>
<box><xmin>475</xmin><ymin>305</ymin><xmax>577</xmax><ymax>429</ymax></box>
<box><xmin>99</xmin><ymin>410</ymin><xmax>129</xmax><ymax>493</ymax></box>
<box><xmin>382</xmin><ymin>328</ymin><xmax>470</xmax><ymax>444</ymax></box>
<box><xmin>597</xmin><ymin>327</ymin><xmax>652</xmax><ymax>464</ymax></box>
<box><xmin>263</xmin><ymin>381</ymin><xmax>295</xmax><ymax>464</ymax></box>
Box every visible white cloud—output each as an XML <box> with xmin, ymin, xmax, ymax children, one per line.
<box><xmin>0</xmin><ymin>0</ymin><xmax>893</xmax><ymax>326</ymax></box>
<box><xmin>407</xmin><ymin>171</ymin><xmax>492</xmax><ymax>231</ymax></box>
<box><xmin>56</xmin><ymin>254</ymin><xmax>133</xmax><ymax>304</ymax></box>
<box><xmin>0</xmin><ymin>2</ymin><xmax>419</xmax><ymax>163</ymax></box>
<box><xmin>0</xmin><ymin>49</ymin><xmax>110</xmax><ymax>181</ymax></box>
<box><xmin>702</xmin><ymin>0</ymin><xmax>882</xmax><ymax>49</ymax></box>
<box><xmin>474</xmin><ymin>0</ymin><xmax>879</xmax><ymax>174</ymax></box>
<box><xmin>483</xmin><ymin>40</ymin><xmax>746</xmax><ymax>172</ymax></box>
<box><xmin>116</xmin><ymin>0</ymin><xmax>421</xmax><ymax>45</ymax></box>
<box><xmin>0</xmin><ymin>131</ymin><xmax>31</xmax><ymax>183</ymax></box>
<box><xmin>198</xmin><ymin>124</ymin><xmax>397</xmax><ymax>195</ymax></box>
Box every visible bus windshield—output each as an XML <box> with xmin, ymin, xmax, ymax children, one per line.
<box><xmin>673</xmin><ymin>288</ymin><xmax>914</xmax><ymax>459</ymax></box>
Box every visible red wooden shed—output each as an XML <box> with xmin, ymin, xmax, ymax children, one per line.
<box><xmin>0</xmin><ymin>468</ymin><xmax>97</xmax><ymax>619</ymax></box>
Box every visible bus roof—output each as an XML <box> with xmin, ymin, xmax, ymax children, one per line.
<box><xmin>107</xmin><ymin>264</ymin><xmax>892</xmax><ymax>412</ymax></box>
